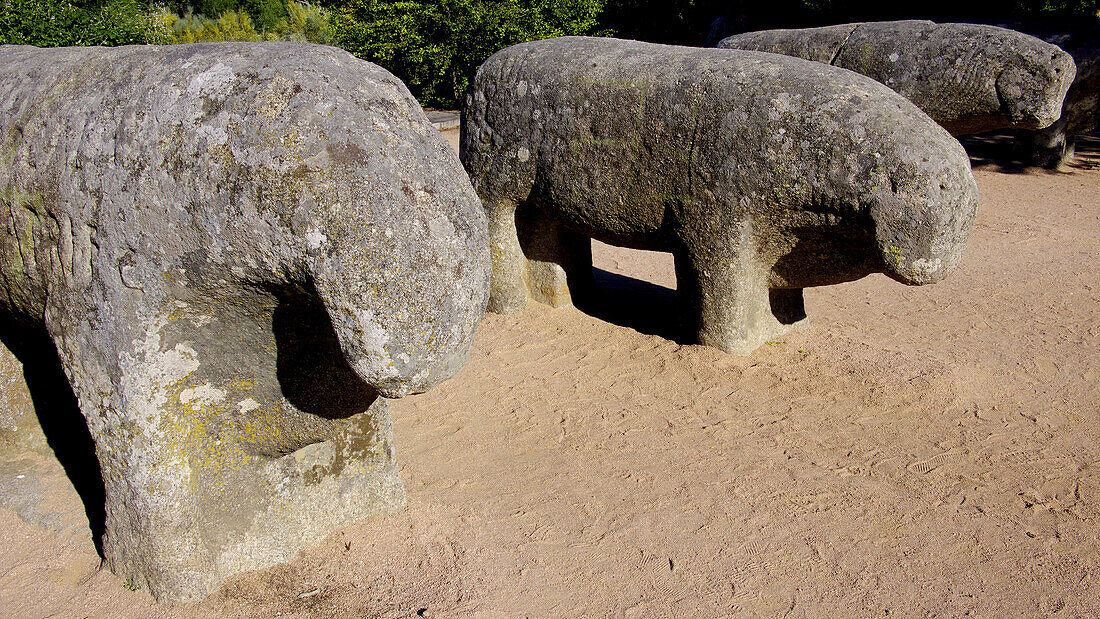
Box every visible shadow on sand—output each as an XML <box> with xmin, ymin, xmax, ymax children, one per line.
<box><xmin>960</xmin><ymin>128</ymin><xmax>1100</xmax><ymax>172</ymax></box>
<box><xmin>573</xmin><ymin>267</ymin><xmax>687</xmax><ymax>345</ymax></box>
<box><xmin>0</xmin><ymin>322</ymin><xmax>106</xmax><ymax>556</ymax></box>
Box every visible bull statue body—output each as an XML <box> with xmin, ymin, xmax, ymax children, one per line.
<box><xmin>0</xmin><ymin>43</ymin><xmax>488</xmax><ymax>601</ymax></box>
<box><xmin>461</xmin><ymin>37</ymin><xmax>978</xmax><ymax>354</ymax></box>
<box><xmin>716</xmin><ymin>20</ymin><xmax>1076</xmax><ymax>136</ymax></box>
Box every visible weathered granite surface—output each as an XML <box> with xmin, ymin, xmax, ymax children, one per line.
<box><xmin>461</xmin><ymin>37</ymin><xmax>978</xmax><ymax>355</ymax></box>
<box><xmin>0</xmin><ymin>340</ymin><xmax>41</xmax><ymax>454</ymax></box>
<box><xmin>0</xmin><ymin>42</ymin><xmax>488</xmax><ymax>602</ymax></box>
<box><xmin>717</xmin><ymin>20</ymin><xmax>1076</xmax><ymax>136</ymax></box>
<box><xmin>1015</xmin><ymin>33</ymin><xmax>1099</xmax><ymax>167</ymax></box>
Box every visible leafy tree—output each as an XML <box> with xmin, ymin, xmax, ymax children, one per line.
<box><xmin>161</xmin><ymin>0</ymin><xmax>289</xmax><ymax>30</ymax></box>
<box><xmin>0</xmin><ymin>0</ymin><xmax>167</xmax><ymax>46</ymax></box>
<box><xmin>169</xmin><ymin>8</ymin><xmax>264</xmax><ymax>42</ymax></box>
<box><xmin>243</xmin><ymin>0</ymin><xmax>290</xmax><ymax>30</ymax></box>
<box><xmin>274</xmin><ymin>0</ymin><xmax>334</xmax><ymax>43</ymax></box>
<box><xmin>162</xmin><ymin>2</ymin><xmax>333</xmax><ymax>43</ymax></box>
<box><xmin>329</xmin><ymin>0</ymin><xmax>607</xmax><ymax>108</ymax></box>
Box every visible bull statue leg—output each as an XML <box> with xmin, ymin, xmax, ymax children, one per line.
<box><xmin>675</xmin><ymin>219</ymin><xmax>806</xmax><ymax>354</ymax></box>
<box><xmin>488</xmin><ymin>199</ymin><xmax>594</xmax><ymax>311</ymax></box>
<box><xmin>1015</xmin><ymin>119</ymin><xmax>1075</xmax><ymax>169</ymax></box>
<box><xmin>486</xmin><ymin>198</ymin><xmax>530</xmax><ymax>313</ymax></box>
<box><xmin>516</xmin><ymin>204</ymin><xmax>595</xmax><ymax>308</ymax></box>
<box><xmin>51</xmin><ymin>281</ymin><xmax>404</xmax><ymax>602</ymax></box>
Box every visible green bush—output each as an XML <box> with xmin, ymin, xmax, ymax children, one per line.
<box><xmin>169</xmin><ymin>9</ymin><xmax>264</xmax><ymax>42</ymax></box>
<box><xmin>330</xmin><ymin>0</ymin><xmax>609</xmax><ymax>108</ymax></box>
<box><xmin>272</xmin><ymin>1</ymin><xmax>334</xmax><ymax>43</ymax></box>
<box><xmin>0</xmin><ymin>0</ymin><xmax>168</xmax><ymax>46</ymax></box>
<box><xmin>162</xmin><ymin>3</ymin><xmax>333</xmax><ymax>44</ymax></box>
<box><xmin>161</xmin><ymin>0</ymin><xmax>289</xmax><ymax>31</ymax></box>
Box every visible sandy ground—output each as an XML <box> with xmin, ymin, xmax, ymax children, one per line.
<box><xmin>1</xmin><ymin>128</ymin><xmax>1099</xmax><ymax>617</ymax></box>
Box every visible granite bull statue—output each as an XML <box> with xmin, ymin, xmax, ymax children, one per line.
<box><xmin>461</xmin><ymin>37</ymin><xmax>978</xmax><ymax>355</ymax></box>
<box><xmin>0</xmin><ymin>43</ymin><xmax>488</xmax><ymax>601</ymax></box>
<box><xmin>1015</xmin><ymin>32</ymin><xmax>1100</xmax><ymax>168</ymax></box>
<box><xmin>716</xmin><ymin>20</ymin><xmax>1076</xmax><ymax>136</ymax></box>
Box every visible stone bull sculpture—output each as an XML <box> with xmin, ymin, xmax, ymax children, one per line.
<box><xmin>1016</xmin><ymin>33</ymin><xmax>1099</xmax><ymax>168</ymax></box>
<box><xmin>716</xmin><ymin>20</ymin><xmax>1076</xmax><ymax>136</ymax></box>
<box><xmin>0</xmin><ymin>43</ymin><xmax>488</xmax><ymax>601</ymax></box>
<box><xmin>461</xmin><ymin>37</ymin><xmax>978</xmax><ymax>355</ymax></box>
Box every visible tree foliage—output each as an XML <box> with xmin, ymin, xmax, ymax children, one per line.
<box><xmin>160</xmin><ymin>0</ymin><xmax>290</xmax><ymax>31</ymax></box>
<box><xmin>1</xmin><ymin>0</ymin><xmax>1097</xmax><ymax>108</ymax></box>
<box><xmin>163</xmin><ymin>3</ymin><xmax>332</xmax><ymax>43</ymax></box>
<box><xmin>0</xmin><ymin>0</ymin><xmax>168</xmax><ymax>46</ymax></box>
<box><xmin>279</xmin><ymin>0</ymin><xmax>334</xmax><ymax>43</ymax></box>
<box><xmin>168</xmin><ymin>9</ymin><xmax>264</xmax><ymax>41</ymax></box>
<box><xmin>329</xmin><ymin>0</ymin><xmax>608</xmax><ymax>107</ymax></box>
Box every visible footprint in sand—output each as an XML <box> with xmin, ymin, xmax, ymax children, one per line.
<box><xmin>908</xmin><ymin>453</ymin><xmax>953</xmax><ymax>475</ymax></box>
